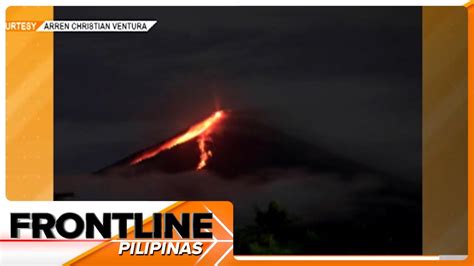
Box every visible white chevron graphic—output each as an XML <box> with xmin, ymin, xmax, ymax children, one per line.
<box><xmin>194</xmin><ymin>204</ymin><xmax>233</xmax><ymax>265</ymax></box>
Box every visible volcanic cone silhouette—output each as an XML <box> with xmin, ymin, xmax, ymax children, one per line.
<box><xmin>97</xmin><ymin>110</ymin><xmax>383</xmax><ymax>181</ymax></box>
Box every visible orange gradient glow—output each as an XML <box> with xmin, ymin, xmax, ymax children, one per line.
<box><xmin>130</xmin><ymin>111</ymin><xmax>225</xmax><ymax>168</ymax></box>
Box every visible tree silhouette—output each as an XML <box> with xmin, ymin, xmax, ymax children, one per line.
<box><xmin>235</xmin><ymin>201</ymin><xmax>302</xmax><ymax>254</ymax></box>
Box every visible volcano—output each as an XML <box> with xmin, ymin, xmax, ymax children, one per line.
<box><xmin>58</xmin><ymin>110</ymin><xmax>421</xmax><ymax>255</ymax></box>
<box><xmin>96</xmin><ymin>110</ymin><xmax>383</xmax><ymax>180</ymax></box>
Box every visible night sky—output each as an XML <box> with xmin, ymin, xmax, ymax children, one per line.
<box><xmin>54</xmin><ymin>7</ymin><xmax>422</xmax><ymax>254</ymax></box>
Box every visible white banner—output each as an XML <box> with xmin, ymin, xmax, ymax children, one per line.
<box><xmin>36</xmin><ymin>20</ymin><xmax>158</xmax><ymax>32</ymax></box>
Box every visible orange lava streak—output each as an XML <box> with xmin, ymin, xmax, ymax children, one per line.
<box><xmin>130</xmin><ymin>110</ymin><xmax>224</xmax><ymax>166</ymax></box>
<box><xmin>197</xmin><ymin>135</ymin><xmax>212</xmax><ymax>170</ymax></box>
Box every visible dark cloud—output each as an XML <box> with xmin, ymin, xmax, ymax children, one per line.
<box><xmin>55</xmin><ymin>167</ymin><xmax>421</xmax><ymax>254</ymax></box>
<box><xmin>56</xmin><ymin>168</ymin><xmax>419</xmax><ymax>225</ymax></box>
<box><xmin>54</xmin><ymin>7</ymin><xmax>421</xmax><ymax>177</ymax></box>
<box><xmin>54</xmin><ymin>7</ymin><xmax>422</xmax><ymax>254</ymax></box>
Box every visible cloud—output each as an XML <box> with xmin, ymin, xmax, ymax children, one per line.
<box><xmin>56</xmin><ymin>166</ymin><xmax>419</xmax><ymax>226</ymax></box>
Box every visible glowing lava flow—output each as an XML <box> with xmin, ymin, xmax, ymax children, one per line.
<box><xmin>197</xmin><ymin>135</ymin><xmax>212</xmax><ymax>170</ymax></box>
<box><xmin>129</xmin><ymin>110</ymin><xmax>225</xmax><ymax>169</ymax></box>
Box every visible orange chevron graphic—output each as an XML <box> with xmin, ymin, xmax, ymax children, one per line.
<box><xmin>64</xmin><ymin>201</ymin><xmax>233</xmax><ymax>265</ymax></box>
